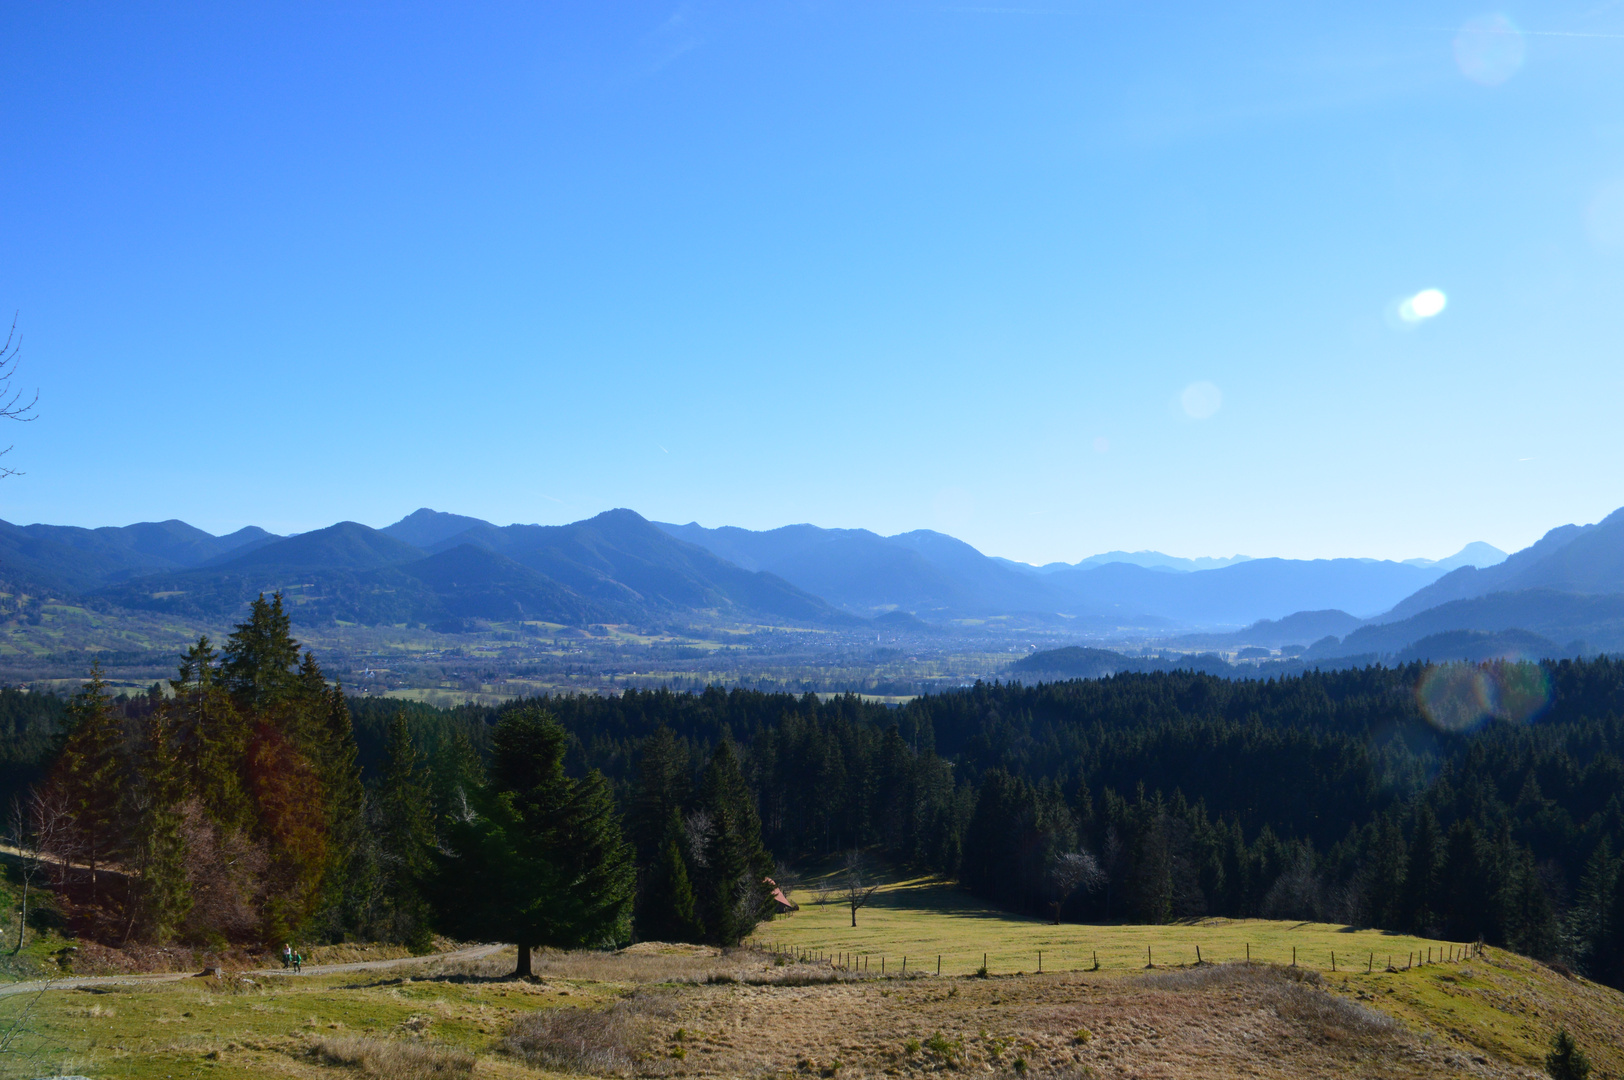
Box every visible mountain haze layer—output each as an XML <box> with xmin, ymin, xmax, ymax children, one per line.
<box><xmin>0</xmin><ymin>503</ymin><xmax>1612</xmax><ymax>663</ymax></box>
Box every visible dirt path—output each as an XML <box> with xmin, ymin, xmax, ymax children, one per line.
<box><xmin>0</xmin><ymin>942</ymin><xmax>507</xmax><ymax>997</ymax></box>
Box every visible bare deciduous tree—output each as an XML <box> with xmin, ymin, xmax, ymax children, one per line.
<box><xmin>841</xmin><ymin>850</ymin><xmax>881</xmax><ymax>928</ymax></box>
<box><xmin>0</xmin><ymin>316</ymin><xmax>37</xmax><ymax>479</ymax></box>
<box><xmin>5</xmin><ymin>795</ymin><xmax>55</xmax><ymax>955</ymax></box>
<box><xmin>1047</xmin><ymin>849</ymin><xmax>1105</xmax><ymax>924</ymax></box>
<box><xmin>682</xmin><ymin>810</ymin><xmax>713</xmax><ymax>868</ymax></box>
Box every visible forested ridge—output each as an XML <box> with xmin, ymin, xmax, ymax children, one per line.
<box><xmin>18</xmin><ymin>609</ymin><xmax>1624</xmax><ymax>988</ymax></box>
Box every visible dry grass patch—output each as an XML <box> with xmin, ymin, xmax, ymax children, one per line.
<box><xmin>502</xmin><ymin>990</ymin><xmax>678</xmax><ymax>1075</ymax></box>
<box><xmin>1144</xmin><ymin>962</ymin><xmax>1397</xmax><ymax>1043</ymax></box>
<box><xmin>615</xmin><ymin>964</ymin><xmax>1517</xmax><ymax>1079</ymax></box>
<box><xmin>310</xmin><ymin>1034</ymin><xmax>474</xmax><ymax>1080</ymax></box>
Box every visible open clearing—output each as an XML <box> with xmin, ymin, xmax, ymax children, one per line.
<box><xmin>0</xmin><ymin>880</ymin><xmax>1616</xmax><ymax>1080</ymax></box>
<box><xmin>4</xmin><ymin>941</ymin><xmax>1622</xmax><ymax>1080</ymax></box>
<box><xmin>749</xmin><ymin>876</ymin><xmax>1462</xmax><ymax>976</ymax></box>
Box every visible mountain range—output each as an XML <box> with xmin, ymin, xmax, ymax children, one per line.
<box><xmin>3</xmin><ymin>503</ymin><xmax>1619</xmax><ymax>665</ymax></box>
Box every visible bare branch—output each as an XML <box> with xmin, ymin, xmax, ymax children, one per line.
<box><xmin>0</xmin><ymin>314</ymin><xmax>37</xmax><ymax>479</ymax></box>
<box><xmin>841</xmin><ymin>850</ymin><xmax>882</xmax><ymax>928</ymax></box>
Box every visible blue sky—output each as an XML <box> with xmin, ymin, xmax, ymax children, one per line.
<box><xmin>2</xmin><ymin>2</ymin><xmax>1622</xmax><ymax>565</ymax></box>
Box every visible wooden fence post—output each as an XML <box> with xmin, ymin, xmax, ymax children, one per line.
<box><xmin>1331</xmin><ymin>952</ymin><xmax>1336</xmax><ymax>972</ymax></box>
<box><xmin>1038</xmin><ymin>950</ymin><xmax>1042</xmax><ymax>974</ymax></box>
<box><xmin>1292</xmin><ymin>946</ymin><xmax>1296</xmax><ymax>967</ymax></box>
<box><xmin>1246</xmin><ymin>942</ymin><xmax>1250</xmax><ymax>962</ymax></box>
<box><xmin>1092</xmin><ymin>950</ymin><xmax>1098</xmax><ymax>971</ymax></box>
<box><xmin>1367</xmin><ymin>952</ymin><xmax>1373</xmax><ymax>974</ymax></box>
<box><xmin>1196</xmin><ymin>945</ymin><xmax>1202</xmax><ymax>965</ymax></box>
<box><xmin>937</xmin><ymin>955</ymin><xmax>941</xmax><ymax>976</ymax></box>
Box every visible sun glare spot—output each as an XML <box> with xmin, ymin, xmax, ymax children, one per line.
<box><xmin>1180</xmin><ymin>382</ymin><xmax>1222</xmax><ymax>419</ymax></box>
<box><xmin>1454</xmin><ymin>14</ymin><xmax>1526</xmax><ymax>86</ymax></box>
<box><xmin>1397</xmin><ymin>288</ymin><xmax>1447</xmax><ymax>323</ymax></box>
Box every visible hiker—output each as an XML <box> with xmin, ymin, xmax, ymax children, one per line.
<box><xmin>293</xmin><ymin>949</ymin><xmax>303</xmax><ymax>973</ymax></box>
<box><xmin>282</xmin><ymin>943</ymin><xmax>292</xmax><ymax>969</ymax></box>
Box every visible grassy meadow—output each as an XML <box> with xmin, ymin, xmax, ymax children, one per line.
<box><xmin>750</xmin><ymin>876</ymin><xmax>1467</xmax><ymax>977</ymax></box>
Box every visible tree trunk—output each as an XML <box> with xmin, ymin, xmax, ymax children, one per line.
<box><xmin>850</xmin><ymin>903</ymin><xmax>856</xmax><ymax>927</ymax></box>
<box><xmin>513</xmin><ymin>943</ymin><xmax>533</xmax><ymax>978</ymax></box>
<box><xmin>11</xmin><ymin>879</ymin><xmax>26</xmax><ymax>955</ymax></box>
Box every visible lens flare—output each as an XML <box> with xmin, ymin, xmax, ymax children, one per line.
<box><xmin>1417</xmin><ymin>661</ymin><xmax>1553</xmax><ymax>732</ymax></box>
<box><xmin>1454</xmin><ymin>14</ymin><xmax>1526</xmax><ymax>86</ymax></box>
<box><xmin>1418</xmin><ymin>664</ymin><xmax>1496</xmax><ymax>732</ymax></box>
<box><xmin>1491</xmin><ymin>661</ymin><xmax>1552</xmax><ymax>724</ymax></box>
<box><xmin>1181</xmin><ymin>381</ymin><xmax>1222</xmax><ymax>419</ymax></box>
<box><xmin>1398</xmin><ymin>288</ymin><xmax>1448</xmax><ymax>323</ymax></box>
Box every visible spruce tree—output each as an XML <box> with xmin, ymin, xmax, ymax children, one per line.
<box><xmin>1546</xmin><ymin>1029</ymin><xmax>1592</xmax><ymax>1080</ymax></box>
<box><xmin>629</xmin><ymin>727</ymin><xmax>689</xmax><ymax>868</ymax></box>
<box><xmin>376</xmin><ymin>712</ymin><xmax>436</xmax><ymax>947</ymax></box>
<box><xmin>693</xmin><ymin>740</ymin><xmax>772</xmax><ymax>946</ymax></box>
<box><xmin>1572</xmin><ymin>841</ymin><xmax>1619</xmax><ymax>981</ymax></box>
<box><xmin>1401</xmin><ymin>805</ymin><xmax>1443</xmax><ymax>932</ymax></box>
<box><xmin>1365</xmin><ymin>814</ymin><xmax>1407</xmax><ymax>930</ymax></box>
<box><xmin>636</xmin><ymin>808</ymin><xmax>703</xmax><ymax>943</ymax></box>
<box><xmin>52</xmin><ymin>664</ymin><xmax>126</xmax><ymax>904</ymax></box>
<box><xmin>431</xmin><ymin>706</ymin><xmax>633</xmax><ymax>975</ymax></box>
<box><xmin>167</xmin><ymin>637</ymin><xmax>251</xmax><ymax>831</ymax></box>
<box><xmin>430</xmin><ymin>727</ymin><xmax>484</xmax><ymax>831</ymax></box>
<box><xmin>314</xmin><ymin>683</ymin><xmax>366</xmax><ymax>931</ymax></box>
<box><xmin>220</xmin><ymin>594</ymin><xmax>302</xmax><ymax>712</ymax></box>
<box><xmin>129</xmin><ymin>706</ymin><xmax>192</xmax><ymax>941</ymax></box>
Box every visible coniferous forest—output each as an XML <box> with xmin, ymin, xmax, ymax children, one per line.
<box><xmin>17</xmin><ymin>594</ymin><xmax>1624</xmax><ymax>989</ymax></box>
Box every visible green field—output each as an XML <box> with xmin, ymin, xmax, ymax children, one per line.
<box><xmin>750</xmin><ymin>876</ymin><xmax>1463</xmax><ymax>976</ymax></box>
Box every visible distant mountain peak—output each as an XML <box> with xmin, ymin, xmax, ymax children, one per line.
<box><xmin>381</xmin><ymin>508</ymin><xmax>497</xmax><ymax>549</ymax></box>
<box><xmin>1403</xmin><ymin>541</ymin><xmax>1507</xmax><ymax>572</ymax></box>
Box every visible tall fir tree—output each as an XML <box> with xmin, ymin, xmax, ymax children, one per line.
<box><xmin>693</xmin><ymin>740</ymin><xmax>772</xmax><ymax>946</ymax></box>
<box><xmin>635</xmin><ymin>808</ymin><xmax>703</xmax><ymax>943</ymax></box>
<box><xmin>376</xmin><ymin>712</ymin><xmax>436</xmax><ymax>948</ymax></box>
<box><xmin>167</xmin><ymin>637</ymin><xmax>251</xmax><ymax>831</ymax></box>
<box><xmin>127</xmin><ymin>705</ymin><xmax>192</xmax><ymax>942</ymax></box>
<box><xmin>430</xmin><ymin>727</ymin><xmax>484</xmax><ymax>831</ymax></box>
<box><xmin>1401</xmin><ymin>805</ymin><xmax>1443</xmax><ymax>932</ymax></box>
<box><xmin>52</xmin><ymin>664</ymin><xmax>125</xmax><ymax>904</ymax></box>
<box><xmin>220</xmin><ymin>595</ymin><xmax>302</xmax><ymax>712</ymax></box>
<box><xmin>431</xmin><ymin>707</ymin><xmax>633</xmax><ymax>975</ymax></box>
